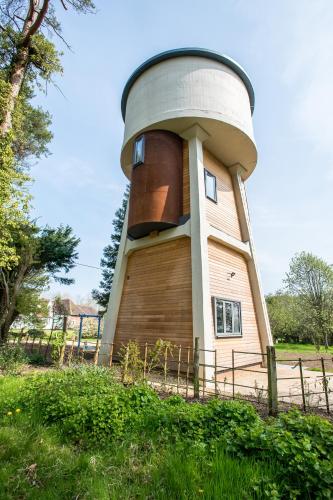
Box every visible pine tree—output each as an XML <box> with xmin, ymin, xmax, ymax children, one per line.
<box><xmin>92</xmin><ymin>185</ymin><xmax>130</xmax><ymax>310</ymax></box>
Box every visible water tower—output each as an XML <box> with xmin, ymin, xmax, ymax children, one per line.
<box><xmin>100</xmin><ymin>48</ymin><xmax>272</xmax><ymax>372</ymax></box>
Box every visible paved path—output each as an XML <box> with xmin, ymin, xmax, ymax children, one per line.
<box><xmin>216</xmin><ymin>363</ymin><xmax>333</xmax><ymax>409</ymax></box>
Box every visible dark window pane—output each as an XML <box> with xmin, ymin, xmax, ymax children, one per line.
<box><xmin>225</xmin><ymin>302</ymin><xmax>233</xmax><ymax>333</ymax></box>
<box><xmin>216</xmin><ymin>299</ymin><xmax>224</xmax><ymax>334</ymax></box>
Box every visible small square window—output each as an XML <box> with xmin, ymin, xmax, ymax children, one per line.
<box><xmin>214</xmin><ymin>298</ymin><xmax>242</xmax><ymax>337</ymax></box>
<box><xmin>204</xmin><ymin>169</ymin><xmax>217</xmax><ymax>202</ymax></box>
<box><xmin>133</xmin><ymin>135</ymin><xmax>145</xmax><ymax>167</ymax></box>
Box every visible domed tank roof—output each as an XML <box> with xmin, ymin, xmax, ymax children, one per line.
<box><xmin>121</xmin><ymin>48</ymin><xmax>255</xmax><ymax>120</ymax></box>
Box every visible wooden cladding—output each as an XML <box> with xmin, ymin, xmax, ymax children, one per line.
<box><xmin>208</xmin><ymin>240</ymin><xmax>262</xmax><ymax>368</ymax></box>
<box><xmin>114</xmin><ymin>238</ymin><xmax>193</xmax><ymax>348</ymax></box>
<box><xmin>128</xmin><ymin>130</ymin><xmax>183</xmax><ymax>239</ymax></box>
<box><xmin>203</xmin><ymin>149</ymin><xmax>242</xmax><ymax>240</ymax></box>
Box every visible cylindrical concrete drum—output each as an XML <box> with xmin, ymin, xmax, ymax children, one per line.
<box><xmin>127</xmin><ymin>130</ymin><xmax>183</xmax><ymax>239</ymax></box>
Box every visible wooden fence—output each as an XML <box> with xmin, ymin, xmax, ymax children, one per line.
<box><xmin>7</xmin><ymin>331</ymin><xmax>333</xmax><ymax>417</ymax></box>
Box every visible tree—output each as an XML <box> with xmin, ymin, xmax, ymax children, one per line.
<box><xmin>0</xmin><ymin>222</ymin><xmax>79</xmax><ymax>341</ymax></box>
<box><xmin>0</xmin><ymin>0</ymin><xmax>95</xmax><ymax>269</ymax></box>
<box><xmin>92</xmin><ymin>186</ymin><xmax>129</xmax><ymax>310</ymax></box>
<box><xmin>266</xmin><ymin>293</ymin><xmax>304</xmax><ymax>343</ymax></box>
<box><xmin>0</xmin><ymin>0</ymin><xmax>95</xmax><ymax>137</ymax></box>
<box><xmin>284</xmin><ymin>252</ymin><xmax>333</xmax><ymax>350</ymax></box>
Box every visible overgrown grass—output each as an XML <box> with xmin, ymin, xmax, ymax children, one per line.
<box><xmin>275</xmin><ymin>342</ymin><xmax>333</xmax><ymax>354</ymax></box>
<box><xmin>0</xmin><ymin>386</ymin><xmax>273</xmax><ymax>499</ymax></box>
<box><xmin>0</xmin><ymin>368</ymin><xmax>332</xmax><ymax>499</ymax></box>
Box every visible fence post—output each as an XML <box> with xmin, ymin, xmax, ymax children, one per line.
<box><xmin>214</xmin><ymin>349</ymin><xmax>218</xmax><ymax>396</ymax></box>
<box><xmin>299</xmin><ymin>358</ymin><xmax>306</xmax><ymax>412</ymax></box>
<box><xmin>321</xmin><ymin>358</ymin><xmax>330</xmax><ymax>414</ymax></box>
<box><xmin>232</xmin><ymin>349</ymin><xmax>235</xmax><ymax>399</ymax></box>
<box><xmin>193</xmin><ymin>337</ymin><xmax>200</xmax><ymax>398</ymax></box>
<box><xmin>267</xmin><ymin>345</ymin><xmax>278</xmax><ymax>416</ymax></box>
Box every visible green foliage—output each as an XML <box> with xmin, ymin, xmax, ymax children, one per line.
<box><xmin>0</xmin><ymin>344</ymin><xmax>27</xmax><ymax>374</ymax></box>
<box><xmin>284</xmin><ymin>252</ymin><xmax>333</xmax><ymax>349</ymax></box>
<box><xmin>51</xmin><ymin>330</ymin><xmax>66</xmax><ymax>365</ymax></box>
<box><xmin>27</xmin><ymin>352</ymin><xmax>45</xmax><ymax>366</ymax></box>
<box><xmin>1</xmin><ymin>368</ymin><xmax>333</xmax><ymax>498</ymax></box>
<box><xmin>119</xmin><ymin>339</ymin><xmax>144</xmax><ymax>383</ymax></box>
<box><xmin>92</xmin><ymin>185</ymin><xmax>130</xmax><ymax>309</ymax></box>
<box><xmin>21</xmin><ymin>366</ymin><xmax>159</xmax><ymax>443</ymax></box>
<box><xmin>0</xmin><ymin>223</ymin><xmax>79</xmax><ymax>341</ymax></box>
<box><xmin>0</xmin><ymin>133</ymin><xmax>31</xmax><ymax>269</ymax></box>
<box><xmin>266</xmin><ymin>293</ymin><xmax>303</xmax><ymax>343</ymax></box>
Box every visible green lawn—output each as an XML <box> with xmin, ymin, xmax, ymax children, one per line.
<box><xmin>274</xmin><ymin>342</ymin><xmax>333</xmax><ymax>354</ymax></box>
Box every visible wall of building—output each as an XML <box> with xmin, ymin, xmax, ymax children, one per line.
<box><xmin>114</xmin><ymin>237</ymin><xmax>193</xmax><ymax>349</ymax></box>
<box><xmin>208</xmin><ymin>239</ymin><xmax>262</xmax><ymax>368</ymax></box>
<box><xmin>203</xmin><ymin>149</ymin><xmax>242</xmax><ymax>240</ymax></box>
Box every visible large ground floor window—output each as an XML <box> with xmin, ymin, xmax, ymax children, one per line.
<box><xmin>213</xmin><ymin>297</ymin><xmax>242</xmax><ymax>337</ymax></box>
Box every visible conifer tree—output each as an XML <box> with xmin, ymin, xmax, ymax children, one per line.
<box><xmin>92</xmin><ymin>185</ymin><xmax>129</xmax><ymax>310</ymax></box>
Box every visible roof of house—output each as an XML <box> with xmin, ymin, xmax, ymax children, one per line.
<box><xmin>54</xmin><ymin>298</ymin><xmax>97</xmax><ymax>317</ymax></box>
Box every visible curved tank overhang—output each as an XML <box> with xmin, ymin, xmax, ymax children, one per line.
<box><xmin>120</xmin><ymin>49</ymin><xmax>257</xmax><ymax>180</ymax></box>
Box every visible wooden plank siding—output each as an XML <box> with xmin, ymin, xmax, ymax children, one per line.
<box><xmin>208</xmin><ymin>240</ymin><xmax>262</xmax><ymax>369</ymax></box>
<box><xmin>203</xmin><ymin>149</ymin><xmax>242</xmax><ymax>240</ymax></box>
<box><xmin>114</xmin><ymin>237</ymin><xmax>193</xmax><ymax>349</ymax></box>
<box><xmin>182</xmin><ymin>141</ymin><xmax>190</xmax><ymax>215</ymax></box>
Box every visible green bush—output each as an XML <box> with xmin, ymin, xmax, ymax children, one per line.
<box><xmin>0</xmin><ymin>344</ymin><xmax>28</xmax><ymax>374</ymax></box>
<box><xmin>22</xmin><ymin>366</ymin><xmax>158</xmax><ymax>442</ymax></box>
<box><xmin>11</xmin><ymin>367</ymin><xmax>333</xmax><ymax>499</ymax></box>
<box><xmin>27</xmin><ymin>352</ymin><xmax>45</xmax><ymax>365</ymax></box>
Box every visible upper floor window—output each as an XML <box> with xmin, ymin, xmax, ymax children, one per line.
<box><xmin>204</xmin><ymin>169</ymin><xmax>217</xmax><ymax>202</ymax></box>
<box><xmin>214</xmin><ymin>297</ymin><xmax>242</xmax><ymax>337</ymax></box>
<box><xmin>133</xmin><ymin>135</ymin><xmax>145</xmax><ymax>167</ymax></box>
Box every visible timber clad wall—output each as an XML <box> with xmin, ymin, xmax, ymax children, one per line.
<box><xmin>114</xmin><ymin>237</ymin><xmax>193</xmax><ymax>348</ymax></box>
<box><xmin>182</xmin><ymin>142</ymin><xmax>190</xmax><ymax>216</ymax></box>
<box><xmin>208</xmin><ymin>240</ymin><xmax>262</xmax><ymax>368</ymax></box>
<box><xmin>203</xmin><ymin>149</ymin><xmax>242</xmax><ymax>240</ymax></box>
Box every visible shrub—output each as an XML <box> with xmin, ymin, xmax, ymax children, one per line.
<box><xmin>0</xmin><ymin>344</ymin><xmax>28</xmax><ymax>374</ymax></box>
<box><xmin>22</xmin><ymin>366</ymin><xmax>158</xmax><ymax>443</ymax></box>
<box><xmin>28</xmin><ymin>352</ymin><xmax>45</xmax><ymax>365</ymax></box>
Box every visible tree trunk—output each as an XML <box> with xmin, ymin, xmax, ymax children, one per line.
<box><xmin>0</xmin><ymin>46</ymin><xmax>30</xmax><ymax>136</ymax></box>
<box><xmin>0</xmin><ymin>0</ymin><xmax>49</xmax><ymax>137</ymax></box>
<box><xmin>0</xmin><ymin>301</ymin><xmax>17</xmax><ymax>342</ymax></box>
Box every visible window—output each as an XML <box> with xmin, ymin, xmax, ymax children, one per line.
<box><xmin>204</xmin><ymin>169</ymin><xmax>217</xmax><ymax>202</ymax></box>
<box><xmin>214</xmin><ymin>298</ymin><xmax>242</xmax><ymax>337</ymax></box>
<box><xmin>133</xmin><ymin>135</ymin><xmax>145</xmax><ymax>167</ymax></box>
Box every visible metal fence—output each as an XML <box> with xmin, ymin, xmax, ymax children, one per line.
<box><xmin>7</xmin><ymin>332</ymin><xmax>333</xmax><ymax>417</ymax></box>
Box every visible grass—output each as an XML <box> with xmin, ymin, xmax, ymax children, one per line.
<box><xmin>0</xmin><ymin>374</ymin><xmax>275</xmax><ymax>499</ymax></box>
<box><xmin>275</xmin><ymin>342</ymin><xmax>333</xmax><ymax>354</ymax></box>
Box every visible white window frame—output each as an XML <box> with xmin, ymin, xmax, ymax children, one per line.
<box><xmin>213</xmin><ymin>297</ymin><xmax>242</xmax><ymax>337</ymax></box>
<box><xmin>204</xmin><ymin>169</ymin><xmax>217</xmax><ymax>203</ymax></box>
<box><xmin>133</xmin><ymin>135</ymin><xmax>145</xmax><ymax>167</ymax></box>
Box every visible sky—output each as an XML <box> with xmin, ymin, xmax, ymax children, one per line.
<box><xmin>31</xmin><ymin>0</ymin><xmax>333</xmax><ymax>303</ymax></box>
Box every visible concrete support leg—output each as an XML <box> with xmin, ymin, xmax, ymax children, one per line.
<box><xmin>99</xmin><ymin>206</ymin><xmax>129</xmax><ymax>364</ymax></box>
<box><xmin>181</xmin><ymin>124</ymin><xmax>214</xmax><ymax>383</ymax></box>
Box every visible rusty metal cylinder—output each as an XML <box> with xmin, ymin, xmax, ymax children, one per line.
<box><xmin>127</xmin><ymin>130</ymin><xmax>183</xmax><ymax>239</ymax></box>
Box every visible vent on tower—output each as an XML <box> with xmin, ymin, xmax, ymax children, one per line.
<box><xmin>127</xmin><ymin>130</ymin><xmax>183</xmax><ymax>239</ymax></box>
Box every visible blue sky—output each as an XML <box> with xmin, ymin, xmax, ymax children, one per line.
<box><xmin>31</xmin><ymin>0</ymin><xmax>333</xmax><ymax>303</ymax></box>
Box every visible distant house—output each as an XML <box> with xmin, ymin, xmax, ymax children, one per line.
<box><xmin>52</xmin><ymin>299</ymin><xmax>98</xmax><ymax>328</ymax></box>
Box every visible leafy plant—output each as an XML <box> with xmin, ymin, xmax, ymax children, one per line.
<box><xmin>119</xmin><ymin>340</ymin><xmax>144</xmax><ymax>384</ymax></box>
<box><xmin>0</xmin><ymin>344</ymin><xmax>27</xmax><ymax>374</ymax></box>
